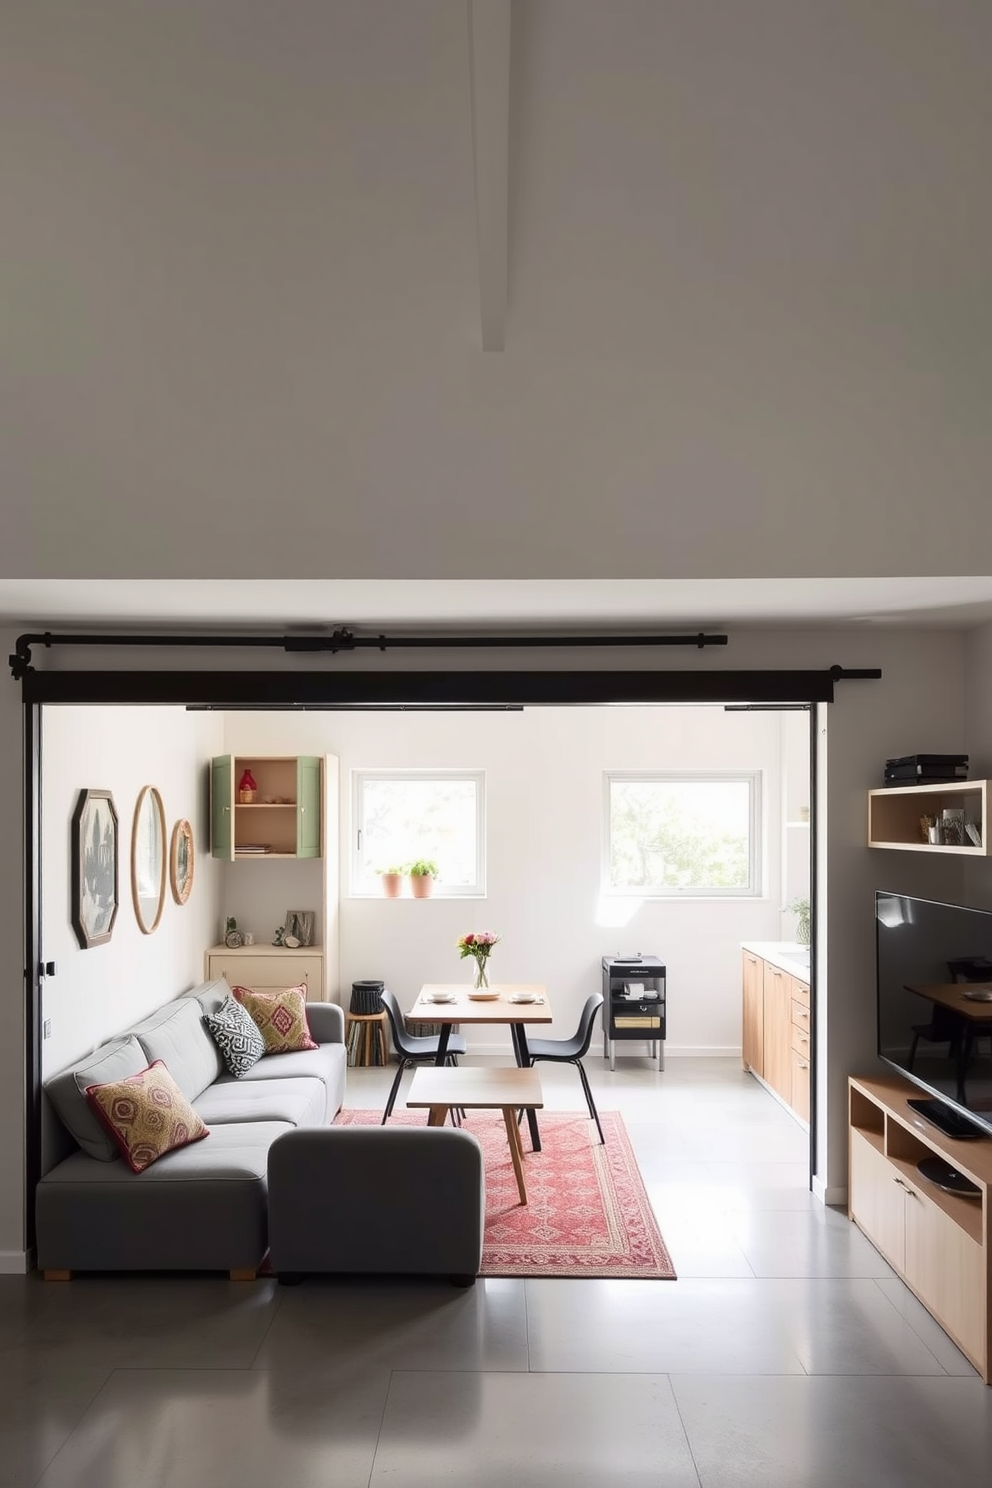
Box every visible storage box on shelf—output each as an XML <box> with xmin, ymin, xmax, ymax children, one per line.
<box><xmin>849</xmin><ymin>1074</ymin><xmax>992</xmax><ymax>1383</ymax></box>
<box><xmin>211</xmin><ymin>755</ymin><xmax>322</xmax><ymax>860</ymax></box>
<box><xmin>867</xmin><ymin>779</ymin><xmax>988</xmax><ymax>854</ymax></box>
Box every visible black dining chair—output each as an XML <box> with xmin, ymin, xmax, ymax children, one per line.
<box><xmin>522</xmin><ymin>992</ymin><xmax>606</xmax><ymax>1144</ymax></box>
<box><xmin>379</xmin><ymin>988</ymin><xmax>467</xmax><ymax>1124</ymax></box>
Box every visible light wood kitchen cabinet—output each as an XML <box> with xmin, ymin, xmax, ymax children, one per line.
<box><xmin>741</xmin><ymin>950</ymin><xmax>763</xmax><ymax>1076</ymax></box>
<box><xmin>849</xmin><ymin>1075</ymin><xmax>992</xmax><ymax>1382</ymax></box>
<box><xmin>741</xmin><ymin>946</ymin><xmax>811</xmax><ymax>1125</ymax></box>
<box><xmin>762</xmin><ymin>962</ymin><xmax>792</xmax><ymax>1103</ymax></box>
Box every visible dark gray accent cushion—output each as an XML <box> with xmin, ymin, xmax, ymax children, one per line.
<box><xmin>44</xmin><ymin>1035</ymin><xmax>149</xmax><ymax>1162</ymax></box>
<box><xmin>132</xmin><ymin>997</ymin><xmax>224</xmax><ymax>1102</ymax></box>
<box><xmin>203</xmin><ymin>996</ymin><xmax>266</xmax><ymax>1077</ymax></box>
<box><xmin>193</xmin><ymin>1076</ymin><xmax>326</xmax><ymax>1128</ymax></box>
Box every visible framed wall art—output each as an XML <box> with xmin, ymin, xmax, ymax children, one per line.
<box><xmin>71</xmin><ymin>789</ymin><xmax>119</xmax><ymax>949</ymax></box>
<box><xmin>170</xmin><ymin>818</ymin><xmax>194</xmax><ymax>905</ymax></box>
<box><xmin>131</xmin><ymin>785</ymin><xmax>167</xmax><ymax>934</ymax></box>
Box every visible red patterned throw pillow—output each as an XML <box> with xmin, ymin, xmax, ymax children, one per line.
<box><xmin>85</xmin><ymin>1060</ymin><xmax>210</xmax><ymax>1173</ymax></box>
<box><xmin>232</xmin><ymin>985</ymin><xmax>317</xmax><ymax>1055</ymax></box>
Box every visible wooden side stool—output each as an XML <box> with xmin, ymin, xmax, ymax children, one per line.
<box><xmin>346</xmin><ymin>1010</ymin><xmax>389</xmax><ymax>1067</ymax></box>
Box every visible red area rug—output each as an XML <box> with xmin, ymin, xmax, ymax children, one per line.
<box><xmin>334</xmin><ymin>1108</ymin><xmax>676</xmax><ymax>1280</ymax></box>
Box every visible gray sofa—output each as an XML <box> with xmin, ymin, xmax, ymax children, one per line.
<box><xmin>37</xmin><ymin>977</ymin><xmax>487</xmax><ymax>1283</ymax></box>
<box><xmin>37</xmin><ymin>978</ymin><xmax>347</xmax><ymax>1276</ymax></box>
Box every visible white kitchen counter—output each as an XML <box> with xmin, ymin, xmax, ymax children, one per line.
<box><xmin>740</xmin><ymin>941</ymin><xmax>811</xmax><ymax>980</ymax></box>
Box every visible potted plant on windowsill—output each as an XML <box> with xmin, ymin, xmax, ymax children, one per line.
<box><xmin>408</xmin><ymin>859</ymin><xmax>439</xmax><ymax>899</ymax></box>
<box><xmin>376</xmin><ymin>865</ymin><xmax>407</xmax><ymax>899</ymax></box>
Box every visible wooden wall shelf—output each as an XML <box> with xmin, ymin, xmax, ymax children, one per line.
<box><xmin>867</xmin><ymin>779</ymin><xmax>988</xmax><ymax>855</ymax></box>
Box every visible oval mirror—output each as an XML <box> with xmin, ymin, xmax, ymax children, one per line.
<box><xmin>131</xmin><ymin>785</ymin><xmax>166</xmax><ymax>934</ymax></box>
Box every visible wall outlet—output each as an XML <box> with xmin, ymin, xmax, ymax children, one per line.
<box><xmin>43</xmin><ymin>1019</ymin><xmax>52</xmax><ymax>1040</ymax></box>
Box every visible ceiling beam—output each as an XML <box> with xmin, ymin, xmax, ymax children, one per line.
<box><xmin>467</xmin><ymin>0</ymin><xmax>511</xmax><ymax>350</ymax></box>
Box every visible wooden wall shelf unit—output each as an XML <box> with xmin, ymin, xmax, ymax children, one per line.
<box><xmin>849</xmin><ymin>1074</ymin><xmax>992</xmax><ymax>1382</ymax></box>
<box><xmin>867</xmin><ymin>779</ymin><xmax>988</xmax><ymax>854</ymax></box>
<box><xmin>211</xmin><ymin>755</ymin><xmax>322</xmax><ymax>861</ymax></box>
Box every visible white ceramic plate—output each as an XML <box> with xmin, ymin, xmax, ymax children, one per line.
<box><xmin>509</xmin><ymin>994</ymin><xmax>536</xmax><ymax>1004</ymax></box>
<box><xmin>429</xmin><ymin>994</ymin><xmax>457</xmax><ymax>1004</ymax></box>
<box><xmin>467</xmin><ymin>990</ymin><xmax>500</xmax><ymax>1001</ymax></box>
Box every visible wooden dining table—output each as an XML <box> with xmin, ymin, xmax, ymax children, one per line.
<box><xmin>406</xmin><ymin>983</ymin><xmax>552</xmax><ymax>1151</ymax></box>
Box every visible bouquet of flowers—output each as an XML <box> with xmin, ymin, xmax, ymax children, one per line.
<box><xmin>456</xmin><ymin>930</ymin><xmax>501</xmax><ymax>990</ymax></box>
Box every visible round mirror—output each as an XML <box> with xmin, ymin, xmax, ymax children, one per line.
<box><xmin>131</xmin><ymin>785</ymin><xmax>166</xmax><ymax>934</ymax></box>
<box><xmin>170</xmin><ymin>818</ymin><xmax>194</xmax><ymax>905</ymax></box>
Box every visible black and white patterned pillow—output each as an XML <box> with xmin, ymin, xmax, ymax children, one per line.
<box><xmin>203</xmin><ymin>996</ymin><xmax>266</xmax><ymax>1078</ymax></box>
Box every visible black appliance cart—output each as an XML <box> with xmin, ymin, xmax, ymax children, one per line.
<box><xmin>601</xmin><ymin>955</ymin><xmax>666</xmax><ymax>1071</ymax></box>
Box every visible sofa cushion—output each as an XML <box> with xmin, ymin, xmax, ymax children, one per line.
<box><xmin>132</xmin><ymin>996</ymin><xmax>224</xmax><ymax>1101</ymax></box>
<box><xmin>45</xmin><ymin>1035</ymin><xmax>150</xmax><ymax>1162</ymax></box>
<box><xmin>191</xmin><ymin>976</ymin><xmax>236</xmax><ymax>1019</ymax></box>
<box><xmin>215</xmin><ymin>1043</ymin><xmax>346</xmax><ymax>1121</ymax></box>
<box><xmin>36</xmin><ymin>1121</ymin><xmax>293</xmax><ymax>1273</ymax></box>
<box><xmin>203</xmin><ymin>996</ymin><xmax>266</xmax><ymax>1078</ymax></box>
<box><xmin>86</xmin><ymin>1060</ymin><xmax>210</xmax><ymax>1173</ymax></box>
<box><xmin>193</xmin><ymin>1075</ymin><xmax>326</xmax><ymax>1129</ymax></box>
<box><xmin>233</xmin><ymin>985</ymin><xmax>318</xmax><ymax>1055</ymax></box>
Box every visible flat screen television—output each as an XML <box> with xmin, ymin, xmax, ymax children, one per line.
<box><xmin>876</xmin><ymin>891</ymin><xmax>992</xmax><ymax>1140</ymax></box>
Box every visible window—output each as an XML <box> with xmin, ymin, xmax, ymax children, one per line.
<box><xmin>352</xmin><ymin>770</ymin><xmax>485</xmax><ymax>896</ymax></box>
<box><xmin>605</xmin><ymin>772</ymin><xmax>760</xmax><ymax>896</ymax></box>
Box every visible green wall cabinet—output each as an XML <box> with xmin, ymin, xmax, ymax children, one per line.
<box><xmin>210</xmin><ymin>755</ymin><xmax>322</xmax><ymax>860</ymax></box>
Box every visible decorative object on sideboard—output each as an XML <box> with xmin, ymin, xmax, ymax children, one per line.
<box><xmin>409</xmin><ymin>859</ymin><xmax>439</xmax><ymax>899</ymax></box>
<box><xmin>71</xmin><ymin>788</ymin><xmax>119</xmax><ymax>949</ymax></box>
<box><xmin>272</xmin><ymin>925</ymin><xmax>284</xmax><ymax>947</ymax></box>
<box><xmin>169</xmin><ymin>818</ymin><xmax>194</xmax><ymax>905</ymax></box>
<box><xmin>225</xmin><ymin>916</ymin><xmax>244</xmax><ymax>949</ymax></box>
<box><xmin>131</xmin><ymin>785</ymin><xmax>167</xmax><ymax>935</ymax></box>
<box><xmin>238</xmin><ymin>767</ymin><xmax>257</xmax><ymax>804</ymax></box>
<box><xmin>284</xmin><ymin>909</ymin><xmax>315</xmax><ymax>947</ymax></box>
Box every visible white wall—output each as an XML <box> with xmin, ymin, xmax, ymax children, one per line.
<box><xmin>223</xmin><ymin>706</ymin><xmax>788</xmax><ymax>1056</ymax></box>
<box><xmin>40</xmin><ymin>705</ymin><xmax>224</xmax><ymax>1077</ymax></box>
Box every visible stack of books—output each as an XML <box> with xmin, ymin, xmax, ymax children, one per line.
<box><xmin>883</xmin><ymin>754</ymin><xmax>969</xmax><ymax>787</ymax></box>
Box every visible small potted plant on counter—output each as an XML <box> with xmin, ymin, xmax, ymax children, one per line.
<box><xmin>376</xmin><ymin>865</ymin><xmax>407</xmax><ymax>899</ymax></box>
<box><xmin>408</xmin><ymin>859</ymin><xmax>439</xmax><ymax>899</ymax></box>
<box><xmin>787</xmin><ymin>897</ymin><xmax>811</xmax><ymax>946</ymax></box>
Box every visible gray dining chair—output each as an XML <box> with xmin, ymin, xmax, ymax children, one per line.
<box><xmin>522</xmin><ymin>993</ymin><xmax>605</xmax><ymax>1144</ymax></box>
<box><xmin>380</xmin><ymin>988</ymin><xmax>467</xmax><ymax>1123</ymax></box>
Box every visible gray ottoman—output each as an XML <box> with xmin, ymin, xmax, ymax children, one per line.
<box><xmin>267</xmin><ymin>1125</ymin><xmax>485</xmax><ymax>1285</ymax></box>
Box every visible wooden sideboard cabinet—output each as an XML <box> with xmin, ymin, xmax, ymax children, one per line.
<box><xmin>741</xmin><ymin>947</ymin><xmax>810</xmax><ymax>1125</ymax></box>
<box><xmin>205</xmin><ymin>944</ymin><xmax>325</xmax><ymax>1001</ymax></box>
<box><xmin>849</xmin><ymin>1074</ymin><xmax>992</xmax><ymax>1382</ymax></box>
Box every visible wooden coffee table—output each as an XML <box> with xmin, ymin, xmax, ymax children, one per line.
<box><xmin>406</xmin><ymin>1065</ymin><xmax>543</xmax><ymax>1205</ymax></box>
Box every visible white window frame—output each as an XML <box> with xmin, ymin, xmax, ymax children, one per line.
<box><xmin>603</xmin><ymin>770</ymin><xmax>762</xmax><ymax>898</ymax></box>
<box><xmin>351</xmin><ymin>769</ymin><xmax>486</xmax><ymax>898</ymax></box>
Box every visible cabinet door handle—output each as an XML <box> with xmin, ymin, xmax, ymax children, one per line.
<box><xmin>796</xmin><ymin>1060</ymin><xmax>808</xmax><ymax>1069</ymax></box>
<box><xmin>797</xmin><ymin>1009</ymin><xmax>809</xmax><ymax>1019</ymax></box>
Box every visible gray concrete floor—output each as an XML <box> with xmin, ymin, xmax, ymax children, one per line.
<box><xmin>3</xmin><ymin>1056</ymin><xmax>990</xmax><ymax>1486</ymax></box>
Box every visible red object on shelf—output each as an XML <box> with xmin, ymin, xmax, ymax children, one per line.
<box><xmin>238</xmin><ymin>769</ymin><xmax>257</xmax><ymax>791</ymax></box>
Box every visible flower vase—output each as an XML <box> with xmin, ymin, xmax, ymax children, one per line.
<box><xmin>473</xmin><ymin>959</ymin><xmax>489</xmax><ymax>990</ymax></box>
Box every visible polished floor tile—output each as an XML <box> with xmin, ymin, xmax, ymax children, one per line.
<box><xmin>253</xmin><ymin>1276</ymin><xmax>528</xmax><ymax>1374</ymax></box>
<box><xmin>370</xmin><ymin>1370</ymin><xmax>701</xmax><ymax>1487</ymax></box>
<box><xmin>0</xmin><ymin>1276</ymin><xmax>282</xmax><ymax>1371</ymax></box>
<box><xmin>36</xmin><ymin>1366</ymin><xmax>389</xmax><ymax>1488</ymax></box>
<box><xmin>670</xmin><ymin>1373</ymin><xmax>992</xmax><ymax>1488</ymax></box>
<box><xmin>0</xmin><ymin>1360</ymin><xmax>113</xmax><ymax>1488</ymax></box>
<box><xmin>728</xmin><ymin>1209</ymin><xmax>896</xmax><ymax>1279</ymax></box>
<box><xmin>524</xmin><ymin>1278</ymin><xmax>806</xmax><ymax>1375</ymax></box>
<box><xmin>874</xmin><ymin>1277</ymin><xmax>979</xmax><ymax>1377</ymax></box>
<box><xmin>756</xmin><ymin>1279</ymin><xmax>948</xmax><ymax>1375</ymax></box>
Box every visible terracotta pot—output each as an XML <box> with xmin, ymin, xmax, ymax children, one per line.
<box><xmin>380</xmin><ymin>873</ymin><xmax>404</xmax><ymax>899</ymax></box>
<box><xmin>410</xmin><ymin>873</ymin><xmax>434</xmax><ymax>899</ymax></box>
